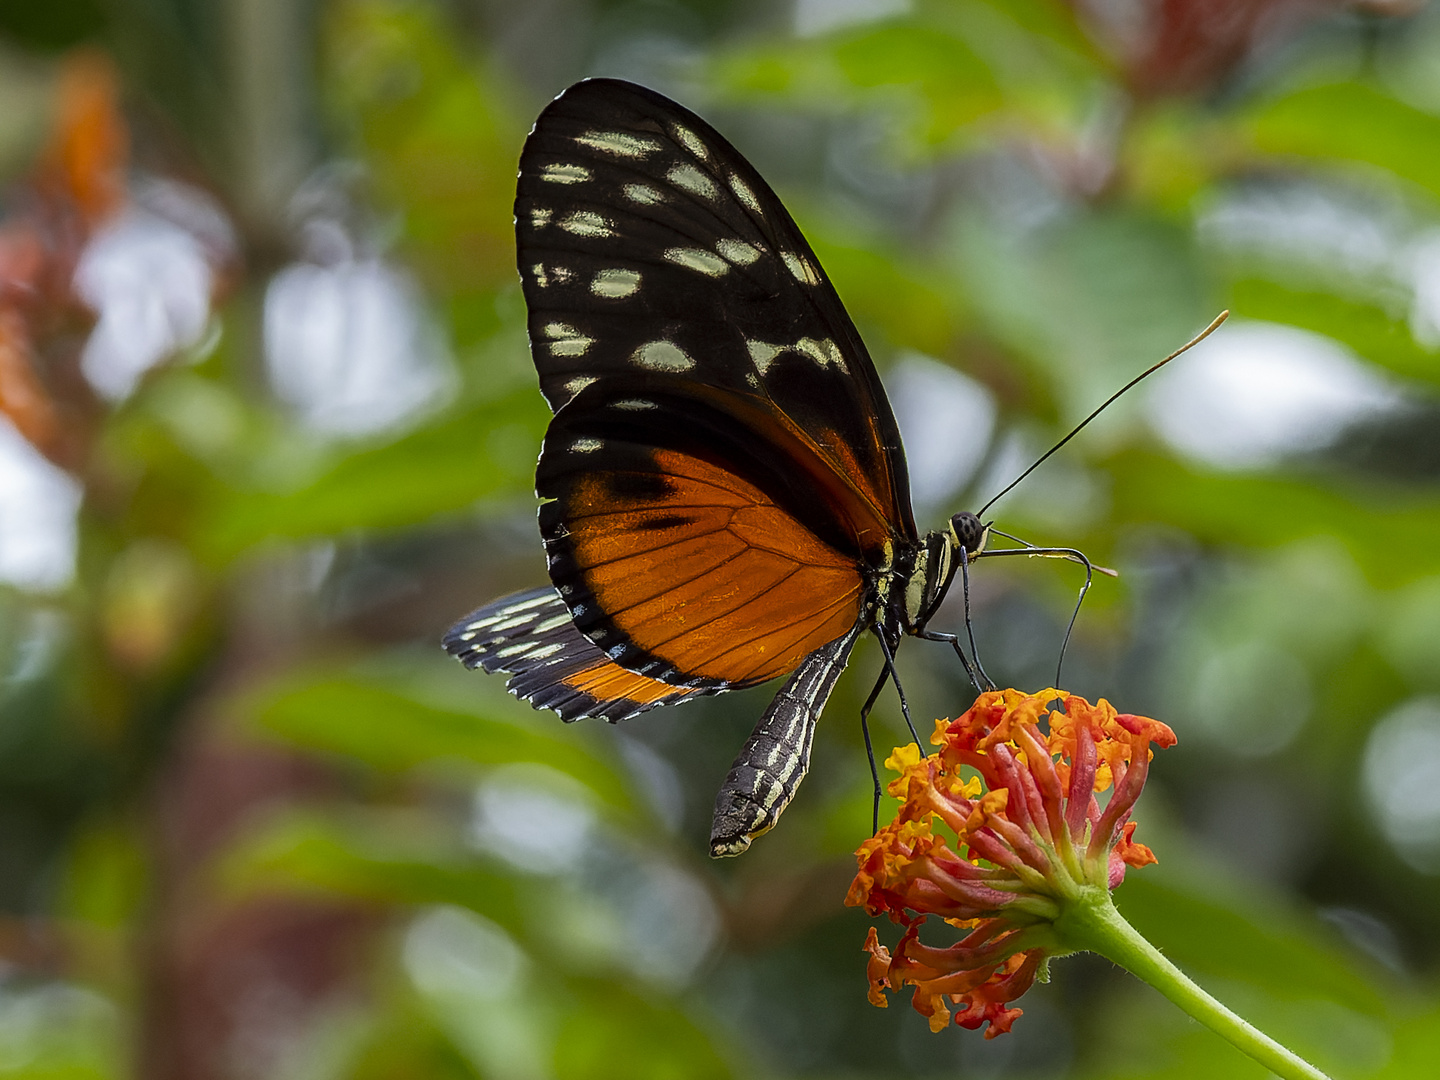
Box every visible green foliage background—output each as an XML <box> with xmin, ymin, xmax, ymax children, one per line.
<box><xmin>0</xmin><ymin>0</ymin><xmax>1438</xmax><ymax>1077</ymax></box>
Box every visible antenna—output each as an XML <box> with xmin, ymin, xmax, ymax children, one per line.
<box><xmin>977</xmin><ymin>310</ymin><xmax>1229</xmax><ymax>518</ymax></box>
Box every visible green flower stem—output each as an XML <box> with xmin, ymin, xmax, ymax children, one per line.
<box><xmin>1055</xmin><ymin>888</ymin><xmax>1333</xmax><ymax>1080</ymax></box>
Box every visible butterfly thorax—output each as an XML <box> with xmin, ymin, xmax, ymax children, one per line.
<box><xmin>872</xmin><ymin>511</ymin><xmax>986</xmax><ymax>642</ymax></box>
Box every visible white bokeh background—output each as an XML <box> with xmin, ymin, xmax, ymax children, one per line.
<box><xmin>1144</xmin><ymin>319</ymin><xmax>1403</xmax><ymax>470</ymax></box>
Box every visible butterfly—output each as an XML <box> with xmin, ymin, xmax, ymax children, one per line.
<box><xmin>444</xmin><ymin>78</ymin><xmax>993</xmax><ymax>857</ymax></box>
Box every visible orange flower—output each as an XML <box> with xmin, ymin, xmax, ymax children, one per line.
<box><xmin>848</xmin><ymin>688</ymin><xmax>1175</xmax><ymax>1036</ymax></box>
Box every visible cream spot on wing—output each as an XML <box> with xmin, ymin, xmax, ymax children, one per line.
<box><xmin>672</xmin><ymin>123</ymin><xmax>708</xmax><ymax>159</ymax></box>
<box><xmin>561</xmin><ymin>211</ymin><xmax>613</xmax><ymax>238</ymax></box>
<box><xmin>530</xmin><ymin>207</ymin><xmax>553</xmax><ymax>228</ymax></box>
<box><xmin>668</xmin><ymin>164</ymin><xmax>717</xmax><ymax>199</ymax></box>
<box><xmin>563</xmin><ymin>375</ymin><xmax>597</xmax><ymax>397</ymax></box>
<box><xmin>623</xmin><ymin>182</ymin><xmax>664</xmax><ymax>205</ymax></box>
<box><xmin>543</xmin><ymin>322</ymin><xmax>594</xmax><ymax>357</ymax></box>
<box><xmin>746</xmin><ymin>339</ymin><xmax>782</xmax><ymax>374</ymax></box>
<box><xmin>571</xmin><ymin>437</ymin><xmax>604</xmax><ymax>453</ymax></box>
<box><xmin>574</xmin><ymin>131</ymin><xmax>663</xmax><ymax>157</ymax></box>
<box><xmin>531</xmin><ymin>263</ymin><xmax>550</xmax><ymax>287</ymax></box>
<box><xmin>729</xmin><ymin>174</ymin><xmax>762</xmax><ymax>214</ymax></box>
<box><xmin>591</xmin><ymin>268</ymin><xmax>641</xmax><ymax>298</ymax></box>
<box><xmin>496</xmin><ymin>641</ymin><xmax>537</xmax><ymax>657</ymax></box>
<box><xmin>550</xmin><ymin>338</ymin><xmax>593</xmax><ymax>357</ymax></box>
<box><xmin>527</xmin><ymin>642</ymin><xmax>564</xmax><ymax>660</ymax></box>
<box><xmin>490</xmin><ymin>612</ymin><xmax>540</xmax><ymax>632</ymax></box>
<box><xmin>505</xmin><ymin>594</ymin><xmax>558</xmax><ymax>613</ymax></box>
<box><xmin>795</xmin><ymin>336</ymin><xmax>841</xmax><ymax>368</ymax></box>
<box><xmin>552</xmin><ymin>265</ymin><xmax>574</xmax><ymax>283</ymax></box>
<box><xmin>540</xmin><ymin>163</ymin><xmax>590</xmax><ymax>184</ymax></box>
<box><xmin>782</xmin><ymin>251</ymin><xmax>820</xmax><ymax>285</ymax></box>
<box><xmin>632</xmin><ymin>340</ymin><xmax>695</xmax><ymax>372</ymax></box>
<box><xmin>664</xmin><ymin>247</ymin><xmax>728</xmax><ymax>277</ymax></box>
<box><xmin>533</xmin><ymin>614</ymin><xmax>572</xmax><ymax>633</ymax></box>
<box><xmin>716</xmin><ymin>238</ymin><xmax>761</xmax><ymax>265</ymax></box>
<box><xmin>613</xmin><ymin>398</ymin><xmax>658</xmax><ymax>411</ymax></box>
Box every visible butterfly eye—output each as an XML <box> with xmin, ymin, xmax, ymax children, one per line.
<box><xmin>950</xmin><ymin>511</ymin><xmax>985</xmax><ymax>553</ymax></box>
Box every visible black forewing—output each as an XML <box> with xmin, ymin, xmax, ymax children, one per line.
<box><xmin>515</xmin><ymin>77</ymin><xmax>917</xmax><ymax>549</ymax></box>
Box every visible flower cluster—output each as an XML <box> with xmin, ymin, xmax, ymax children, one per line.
<box><xmin>847</xmin><ymin>688</ymin><xmax>1175</xmax><ymax>1036</ymax></box>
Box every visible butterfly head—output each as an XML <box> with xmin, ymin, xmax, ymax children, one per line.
<box><xmin>949</xmin><ymin>511</ymin><xmax>988</xmax><ymax>556</ymax></box>
<box><xmin>903</xmin><ymin>513</ymin><xmax>989</xmax><ymax>632</ymax></box>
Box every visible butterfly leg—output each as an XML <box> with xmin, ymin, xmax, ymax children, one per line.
<box><xmin>911</xmin><ymin>545</ymin><xmax>992</xmax><ymax>691</ymax></box>
<box><xmin>1053</xmin><ymin>551</ymin><xmax>1095</xmax><ymax>689</ymax></box>
<box><xmin>973</xmin><ymin>542</ymin><xmax>1096</xmax><ymax>688</ymax></box>
<box><xmin>916</xmin><ymin>629</ymin><xmax>994</xmax><ymax>693</ymax></box>
<box><xmin>858</xmin><ymin>664</ymin><xmax>890</xmax><ymax>833</ymax></box>
<box><xmin>870</xmin><ymin>627</ymin><xmax>922</xmax><ymax>747</ymax></box>
<box><xmin>862</xmin><ymin>630</ymin><xmax>933</xmax><ymax>834</ymax></box>
<box><xmin>957</xmin><ymin>546</ymin><xmax>997</xmax><ymax>691</ymax></box>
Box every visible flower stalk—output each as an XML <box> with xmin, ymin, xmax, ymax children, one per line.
<box><xmin>848</xmin><ymin>688</ymin><xmax>1333</xmax><ymax>1080</ymax></box>
<box><xmin>1056</xmin><ymin>891</ymin><xmax>1332</xmax><ymax>1080</ymax></box>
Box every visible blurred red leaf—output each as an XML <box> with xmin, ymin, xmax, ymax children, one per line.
<box><xmin>0</xmin><ymin>48</ymin><xmax>130</xmax><ymax>469</ymax></box>
<box><xmin>1070</xmin><ymin>0</ymin><xmax>1363</xmax><ymax>99</ymax></box>
<box><xmin>39</xmin><ymin>48</ymin><xmax>128</xmax><ymax>228</ymax></box>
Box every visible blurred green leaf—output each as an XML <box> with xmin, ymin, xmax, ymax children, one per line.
<box><xmin>1107</xmin><ymin>449</ymin><xmax>1440</xmax><ymax>587</ymax></box>
<box><xmin>1117</xmin><ymin>864</ymin><xmax>1389</xmax><ymax>1016</ymax></box>
<box><xmin>218</xmin><ymin>808</ymin><xmax>532</xmax><ymax>933</ymax></box>
<box><xmin>716</xmin><ymin>21</ymin><xmax>1004</xmax><ymax>151</ymax></box>
<box><xmin>0</xmin><ymin>977</ymin><xmax>123</xmax><ymax>1080</ymax></box>
<box><xmin>555</xmin><ymin>980</ymin><xmax>739</xmax><ymax>1080</ymax></box>
<box><xmin>195</xmin><ymin>392</ymin><xmax>545</xmax><ymax>562</ymax></box>
<box><xmin>833</xmin><ymin>24</ymin><xmax>1003</xmax><ymax>145</ymax></box>
<box><xmin>1081</xmin><ymin>999</ymin><xmax>1346</xmax><ymax>1080</ymax></box>
<box><xmin>57</xmin><ymin>821</ymin><xmax>147</xmax><ymax>929</ymax></box>
<box><xmin>809</xmin><ymin>231</ymin><xmax>963</xmax><ymax>356</ymax></box>
<box><xmin>719</xmin><ymin>0</ymin><xmax>1097</xmax><ymax>151</ymax></box>
<box><xmin>325</xmin><ymin>0</ymin><xmax>524</xmax><ymax>303</ymax></box>
<box><xmin>346</xmin><ymin>1005</ymin><xmax>482</xmax><ymax>1080</ymax></box>
<box><xmin>0</xmin><ymin>0</ymin><xmax>106</xmax><ymax>52</ymax></box>
<box><xmin>1248</xmin><ymin>82</ymin><xmax>1440</xmax><ymax>199</ymax></box>
<box><xmin>1228</xmin><ymin>277</ymin><xmax>1440</xmax><ymax>388</ymax></box>
<box><xmin>1378</xmin><ymin>575</ymin><xmax>1440</xmax><ymax>691</ymax></box>
<box><xmin>245</xmin><ymin>675</ymin><xmax>636</xmax><ymax>814</ymax></box>
<box><xmin>952</xmin><ymin>209</ymin><xmax>1212</xmax><ymax>414</ymax></box>
<box><xmin>1383</xmin><ymin>1005</ymin><xmax>1440</xmax><ymax>1078</ymax></box>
